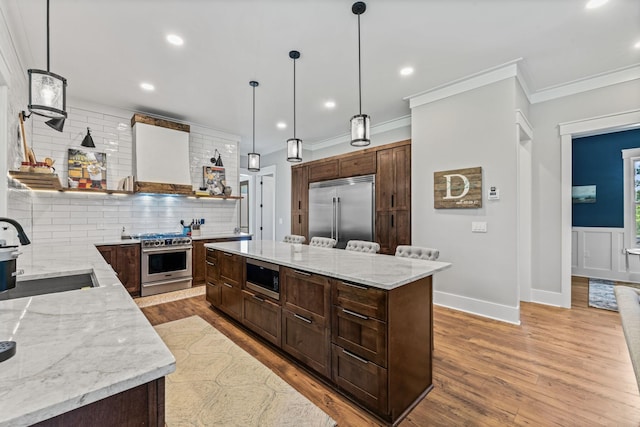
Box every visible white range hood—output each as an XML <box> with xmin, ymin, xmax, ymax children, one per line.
<box><xmin>132</xmin><ymin>114</ymin><xmax>191</xmax><ymax>187</ymax></box>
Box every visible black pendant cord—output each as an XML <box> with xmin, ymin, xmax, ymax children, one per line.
<box><xmin>46</xmin><ymin>0</ymin><xmax>50</xmax><ymax>72</ymax></box>
<box><xmin>293</xmin><ymin>58</ymin><xmax>297</xmax><ymax>139</ymax></box>
<box><xmin>357</xmin><ymin>12</ymin><xmax>362</xmax><ymax>115</ymax></box>
<box><xmin>252</xmin><ymin>85</ymin><xmax>256</xmax><ymax>152</ymax></box>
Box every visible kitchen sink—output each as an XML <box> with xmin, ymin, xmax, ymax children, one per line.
<box><xmin>0</xmin><ymin>273</ymin><xmax>96</xmax><ymax>300</ymax></box>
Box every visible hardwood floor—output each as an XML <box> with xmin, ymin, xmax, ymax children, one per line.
<box><xmin>141</xmin><ymin>281</ymin><xmax>640</xmax><ymax>426</ymax></box>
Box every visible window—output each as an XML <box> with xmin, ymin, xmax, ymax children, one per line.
<box><xmin>622</xmin><ymin>148</ymin><xmax>640</xmax><ymax>248</ymax></box>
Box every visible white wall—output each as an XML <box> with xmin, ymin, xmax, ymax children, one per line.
<box><xmin>311</xmin><ymin>125</ymin><xmax>410</xmax><ymax>160</ymax></box>
<box><xmin>530</xmin><ymin>79</ymin><xmax>640</xmax><ymax>294</ymax></box>
<box><xmin>411</xmin><ymin>78</ymin><xmax>520</xmax><ymax>323</ymax></box>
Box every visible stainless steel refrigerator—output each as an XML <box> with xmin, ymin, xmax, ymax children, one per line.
<box><xmin>308</xmin><ymin>175</ymin><xmax>375</xmax><ymax>249</ymax></box>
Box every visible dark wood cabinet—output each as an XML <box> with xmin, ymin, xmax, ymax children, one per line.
<box><xmin>34</xmin><ymin>377</ymin><xmax>165</xmax><ymax>427</ymax></box>
<box><xmin>339</xmin><ymin>151</ymin><xmax>376</xmax><ymax>177</ymax></box>
<box><xmin>291</xmin><ymin>166</ymin><xmax>309</xmax><ymax>241</ymax></box>
<box><xmin>206</xmin><ymin>249</ymin><xmax>244</xmax><ymax>321</ymax></box>
<box><xmin>96</xmin><ymin>244</ymin><xmax>140</xmax><ymax>296</ymax></box>
<box><xmin>193</xmin><ymin>236</ymin><xmax>252</xmax><ymax>286</ymax></box>
<box><xmin>308</xmin><ymin>159</ymin><xmax>339</xmax><ymax>182</ymax></box>
<box><xmin>242</xmin><ymin>289</ymin><xmax>282</xmax><ymax>347</ymax></box>
<box><xmin>281</xmin><ymin>267</ymin><xmax>331</xmax><ymax>377</ymax></box>
<box><xmin>376</xmin><ymin>143</ymin><xmax>411</xmax><ymax>254</ymax></box>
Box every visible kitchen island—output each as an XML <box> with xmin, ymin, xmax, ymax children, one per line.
<box><xmin>204</xmin><ymin>240</ymin><xmax>451</xmax><ymax>425</ymax></box>
<box><xmin>0</xmin><ymin>242</ymin><xmax>175</xmax><ymax>427</ymax></box>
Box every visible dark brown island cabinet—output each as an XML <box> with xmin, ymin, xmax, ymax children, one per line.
<box><xmin>192</xmin><ymin>235</ymin><xmax>252</xmax><ymax>285</ymax></box>
<box><xmin>291</xmin><ymin>139</ymin><xmax>411</xmax><ymax>254</ymax></box>
<box><xmin>96</xmin><ymin>243</ymin><xmax>141</xmax><ymax>296</ymax></box>
<box><xmin>205</xmin><ymin>248</ymin><xmax>433</xmax><ymax>425</ymax></box>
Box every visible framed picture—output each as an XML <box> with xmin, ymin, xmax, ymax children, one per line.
<box><xmin>434</xmin><ymin>166</ymin><xmax>482</xmax><ymax>209</ymax></box>
<box><xmin>572</xmin><ymin>185</ymin><xmax>596</xmax><ymax>203</ymax></box>
<box><xmin>203</xmin><ymin>166</ymin><xmax>226</xmax><ymax>195</ymax></box>
<box><xmin>67</xmin><ymin>149</ymin><xmax>107</xmax><ymax>190</ymax></box>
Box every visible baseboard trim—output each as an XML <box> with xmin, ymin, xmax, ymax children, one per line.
<box><xmin>434</xmin><ymin>290</ymin><xmax>520</xmax><ymax>325</ymax></box>
<box><xmin>530</xmin><ymin>288</ymin><xmax>566</xmax><ymax>308</ymax></box>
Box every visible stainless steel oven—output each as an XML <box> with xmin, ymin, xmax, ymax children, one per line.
<box><xmin>245</xmin><ymin>258</ymin><xmax>280</xmax><ymax>300</ymax></box>
<box><xmin>140</xmin><ymin>234</ymin><xmax>192</xmax><ymax>297</ymax></box>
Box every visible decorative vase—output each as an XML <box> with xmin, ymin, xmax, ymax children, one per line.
<box><xmin>223</xmin><ymin>186</ymin><xmax>232</xmax><ymax>197</ymax></box>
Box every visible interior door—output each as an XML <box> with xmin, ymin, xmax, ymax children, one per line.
<box><xmin>260</xmin><ymin>175</ymin><xmax>275</xmax><ymax>240</ymax></box>
<box><xmin>239</xmin><ymin>180</ymin><xmax>249</xmax><ymax>233</ymax></box>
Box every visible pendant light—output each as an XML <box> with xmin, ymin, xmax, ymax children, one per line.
<box><xmin>81</xmin><ymin>127</ymin><xmax>95</xmax><ymax>148</ymax></box>
<box><xmin>28</xmin><ymin>0</ymin><xmax>67</xmax><ymax>132</ymax></box>
<box><xmin>350</xmin><ymin>1</ymin><xmax>370</xmax><ymax>147</ymax></box>
<box><xmin>248</xmin><ymin>81</ymin><xmax>260</xmax><ymax>172</ymax></box>
<box><xmin>287</xmin><ymin>50</ymin><xmax>302</xmax><ymax>163</ymax></box>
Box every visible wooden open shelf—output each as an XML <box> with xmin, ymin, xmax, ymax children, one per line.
<box><xmin>8</xmin><ymin>171</ymin><xmax>63</xmax><ymax>191</ymax></box>
<box><xmin>192</xmin><ymin>194</ymin><xmax>242</xmax><ymax>200</ymax></box>
<box><xmin>63</xmin><ymin>188</ymin><xmax>134</xmax><ymax>195</ymax></box>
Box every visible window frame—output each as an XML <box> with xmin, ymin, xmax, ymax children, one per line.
<box><xmin>622</xmin><ymin>148</ymin><xmax>640</xmax><ymax>248</ymax></box>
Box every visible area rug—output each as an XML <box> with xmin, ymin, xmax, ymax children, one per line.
<box><xmin>135</xmin><ymin>286</ymin><xmax>206</xmax><ymax>308</ymax></box>
<box><xmin>588</xmin><ymin>279</ymin><xmax>618</xmax><ymax>311</ymax></box>
<box><xmin>154</xmin><ymin>315</ymin><xmax>336</xmax><ymax>427</ymax></box>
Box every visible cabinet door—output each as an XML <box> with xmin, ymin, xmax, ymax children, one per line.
<box><xmin>393</xmin><ymin>145</ymin><xmax>411</xmax><ymax>210</ymax></box>
<box><xmin>96</xmin><ymin>245</ymin><xmax>117</xmax><ymax>266</ymax></box>
<box><xmin>376</xmin><ymin>149</ymin><xmax>394</xmax><ymax>212</ymax></box>
<box><xmin>308</xmin><ymin>159</ymin><xmax>339</xmax><ymax>182</ymax></box>
<box><xmin>192</xmin><ymin>240</ymin><xmax>206</xmax><ymax>285</ymax></box>
<box><xmin>206</xmin><ymin>281</ymin><xmax>221</xmax><ymax>307</ymax></box>
<box><xmin>282</xmin><ymin>308</ymin><xmax>331</xmax><ymax>377</ymax></box>
<box><xmin>375</xmin><ymin>211</ymin><xmax>392</xmax><ymax>255</ymax></box>
<box><xmin>290</xmin><ymin>211</ymin><xmax>308</xmax><ymax>240</ymax></box>
<box><xmin>332</xmin><ymin>306</ymin><xmax>387</xmax><ymax>367</ymax></box>
<box><xmin>242</xmin><ymin>290</ymin><xmax>282</xmax><ymax>347</ymax></box>
<box><xmin>220</xmin><ymin>282</ymin><xmax>243</xmax><ymax>321</ymax></box>
<box><xmin>332</xmin><ymin>343</ymin><xmax>388</xmax><ymax>415</ymax></box>
<box><xmin>218</xmin><ymin>251</ymin><xmax>244</xmax><ymax>287</ymax></box>
<box><xmin>291</xmin><ymin>166</ymin><xmax>309</xmax><ymax>212</ymax></box>
<box><xmin>117</xmin><ymin>244</ymin><xmax>141</xmax><ymax>296</ymax></box>
<box><xmin>339</xmin><ymin>152</ymin><xmax>376</xmax><ymax>178</ymax></box>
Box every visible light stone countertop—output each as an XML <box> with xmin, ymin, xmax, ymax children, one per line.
<box><xmin>206</xmin><ymin>240</ymin><xmax>451</xmax><ymax>290</ymax></box>
<box><xmin>0</xmin><ymin>242</ymin><xmax>176</xmax><ymax>427</ymax></box>
<box><xmin>97</xmin><ymin>232</ymin><xmax>252</xmax><ymax>246</ymax></box>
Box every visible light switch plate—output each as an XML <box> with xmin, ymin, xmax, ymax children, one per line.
<box><xmin>488</xmin><ymin>186</ymin><xmax>500</xmax><ymax>200</ymax></box>
<box><xmin>472</xmin><ymin>221</ymin><xmax>487</xmax><ymax>233</ymax></box>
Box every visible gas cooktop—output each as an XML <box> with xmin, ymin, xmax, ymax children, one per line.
<box><xmin>134</xmin><ymin>232</ymin><xmax>192</xmax><ymax>248</ymax></box>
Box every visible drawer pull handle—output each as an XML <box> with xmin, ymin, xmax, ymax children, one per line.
<box><xmin>223</xmin><ymin>252</ymin><xmax>233</xmax><ymax>257</ymax></box>
<box><xmin>293</xmin><ymin>270</ymin><xmax>311</xmax><ymax>277</ymax></box>
<box><xmin>293</xmin><ymin>313</ymin><xmax>312</xmax><ymax>324</ymax></box>
<box><xmin>342</xmin><ymin>281</ymin><xmax>367</xmax><ymax>290</ymax></box>
<box><xmin>207</xmin><ymin>248</ymin><xmax>215</xmax><ymax>252</ymax></box>
<box><xmin>343</xmin><ymin>308</ymin><xmax>369</xmax><ymax>320</ymax></box>
<box><xmin>343</xmin><ymin>349</ymin><xmax>369</xmax><ymax>364</ymax></box>
<box><xmin>206</xmin><ymin>261</ymin><xmax>216</xmax><ymax>267</ymax></box>
<box><xmin>223</xmin><ymin>282</ymin><xmax>233</xmax><ymax>288</ymax></box>
<box><xmin>252</xmin><ymin>295</ymin><xmax>265</xmax><ymax>302</ymax></box>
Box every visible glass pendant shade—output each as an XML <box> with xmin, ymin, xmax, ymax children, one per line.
<box><xmin>287</xmin><ymin>138</ymin><xmax>302</xmax><ymax>162</ymax></box>
<box><xmin>248</xmin><ymin>152</ymin><xmax>260</xmax><ymax>172</ymax></box>
<box><xmin>350</xmin><ymin>114</ymin><xmax>370</xmax><ymax>146</ymax></box>
<box><xmin>28</xmin><ymin>69</ymin><xmax>67</xmax><ymax>119</ymax></box>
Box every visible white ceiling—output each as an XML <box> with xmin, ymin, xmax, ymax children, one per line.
<box><xmin>6</xmin><ymin>0</ymin><xmax>640</xmax><ymax>155</ymax></box>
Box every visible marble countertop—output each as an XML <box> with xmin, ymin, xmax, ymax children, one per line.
<box><xmin>97</xmin><ymin>232</ymin><xmax>252</xmax><ymax>246</ymax></box>
<box><xmin>205</xmin><ymin>240</ymin><xmax>451</xmax><ymax>290</ymax></box>
<box><xmin>0</xmin><ymin>243</ymin><xmax>176</xmax><ymax>427</ymax></box>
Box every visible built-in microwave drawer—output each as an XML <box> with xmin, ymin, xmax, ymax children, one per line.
<box><xmin>245</xmin><ymin>258</ymin><xmax>280</xmax><ymax>300</ymax></box>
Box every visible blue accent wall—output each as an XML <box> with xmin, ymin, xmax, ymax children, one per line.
<box><xmin>572</xmin><ymin>128</ymin><xmax>640</xmax><ymax>227</ymax></box>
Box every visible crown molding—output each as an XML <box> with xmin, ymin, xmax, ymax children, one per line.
<box><xmin>530</xmin><ymin>64</ymin><xmax>640</xmax><ymax>104</ymax></box>
<box><xmin>405</xmin><ymin>59</ymin><xmax>523</xmax><ymax>109</ymax></box>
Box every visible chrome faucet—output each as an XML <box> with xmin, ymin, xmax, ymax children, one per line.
<box><xmin>0</xmin><ymin>218</ymin><xmax>31</xmax><ymax>246</ymax></box>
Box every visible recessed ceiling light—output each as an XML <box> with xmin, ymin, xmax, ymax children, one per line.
<box><xmin>634</xmin><ymin>40</ymin><xmax>640</xmax><ymax>49</ymax></box>
<box><xmin>324</xmin><ymin>100</ymin><xmax>336</xmax><ymax>109</ymax></box>
<box><xmin>166</xmin><ymin>34</ymin><xmax>184</xmax><ymax>46</ymax></box>
<box><xmin>585</xmin><ymin>0</ymin><xmax>608</xmax><ymax>9</ymax></box>
<box><xmin>276</xmin><ymin>122</ymin><xmax>287</xmax><ymax>129</ymax></box>
<box><xmin>400</xmin><ymin>67</ymin><xmax>414</xmax><ymax>76</ymax></box>
<box><xmin>140</xmin><ymin>82</ymin><xmax>155</xmax><ymax>91</ymax></box>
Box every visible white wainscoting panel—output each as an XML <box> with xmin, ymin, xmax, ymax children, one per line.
<box><xmin>571</xmin><ymin>227</ymin><xmax>636</xmax><ymax>281</ymax></box>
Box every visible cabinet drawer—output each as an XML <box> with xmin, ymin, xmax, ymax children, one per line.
<box><xmin>282</xmin><ymin>309</ymin><xmax>331</xmax><ymax>378</ymax></box>
<box><xmin>242</xmin><ymin>290</ymin><xmax>281</xmax><ymax>347</ymax></box>
<box><xmin>308</xmin><ymin>159</ymin><xmax>339</xmax><ymax>182</ymax></box>
<box><xmin>205</xmin><ymin>250</ymin><xmax>220</xmax><ymax>284</ymax></box>
<box><xmin>219</xmin><ymin>251</ymin><xmax>243</xmax><ymax>287</ymax></box>
<box><xmin>332</xmin><ymin>343</ymin><xmax>388</xmax><ymax>415</ymax></box>
<box><xmin>282</xmin><ymin>267</ymin><xmax>330</xmax><ymax>325</ymax></box>
<box><xmin>206</xmin><ymin>247</ymin><xmax>218</xmax><ymax>262</ymax></box>
<box><xmin>206</xmin><ymin>281</ymin><xmax>221</xmax><ymax>307</ymax></box>
<box><xmin>332</xmin><ymin>306</ymin><xmax>387</xmax><ymax>367</ymax></box>
<box><xmin>339</xmin><ymin>152</ymin><xmax>376</xmax><ymax>177</ymax></box>
<box><xmin>333</xmin><ymin>280</ymin><xmax>387</xmax><ymax>321</ymax></box>
<box><xmin>220</xmin><ymin>282</ymin><xmax>243</xmax><ymax>321</ymax></box>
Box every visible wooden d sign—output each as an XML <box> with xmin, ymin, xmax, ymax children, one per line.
<box><xmin>434</xmin><ymin>167</ymin><xmax>482</xmax><ymax>209</ymax></box>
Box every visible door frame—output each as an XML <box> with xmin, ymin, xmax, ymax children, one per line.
<box><xmin>254</xmin><ymin>165</ymin><xmax>276</xmax><ymax>241</ymax></box>
<box><xmin>559</xmin><ymin>109</ymin><xmax>640</xmax><ymax>308</ymax></box>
